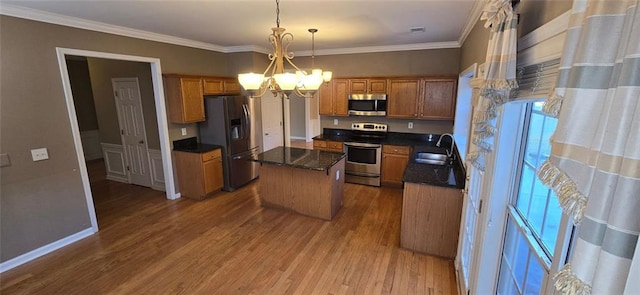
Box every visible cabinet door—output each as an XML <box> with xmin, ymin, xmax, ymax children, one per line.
<box><xmin>318</xmin><ymin>81</ymin><xmax>333</xmax><ymax>115</ymax></box>
<box><xmin>387</xmin><ymin>79</ymin><xmax>420</xmax><ymax>118</ymax></box>
<box><xmin>203</xmin><ymin>157</ymin><xmax>223</xmax><ymax>193</ymax></box>
<box><xmin>349</xmin><ymin>79</ymin><xmax>367</xmax><ymax>93</ymax></box>
<box><xmin>180</xmin><ymin>78</ymin><xmax>205</xmax><ymax>122</ymax></box>
<box><xmin>203</xmin><ymin>78</ymin><xmax>224</xmax><ymax>95</ymax></box>
<box><xmin>368</xmin><ymin>79</ymin><xmax>388</xmax><ymax>93</ymax></box>
<box><xmin>420</xmin><ymin>79</ymin><xmax>456</xmax><ymax>120</ymax></box>
<box><xmin>333</xmin><ymin>79</ymin><xmax>349</xmax><ymax>116</ymax></box>
<box><xmin>224</xmin><ymin>80</ymin><xmax>241</xmax><ymax>94</ymax></box>
<box><xmin>382</xmin><ymin>153</ymin><xmax>409</xmax><ymax>185</ymax></box>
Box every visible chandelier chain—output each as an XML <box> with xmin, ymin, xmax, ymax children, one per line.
<box><xmin>275</xmin><ymin>0</ymin><xmax>280</xmax><ymax>28</ymax></box>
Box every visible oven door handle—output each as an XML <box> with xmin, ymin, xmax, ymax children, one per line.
<box><xmin>344</xmin><ymin>142</ymin><xmax>382</xmax><ymax>149</ymax></box>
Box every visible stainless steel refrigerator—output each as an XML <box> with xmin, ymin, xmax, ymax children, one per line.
<box><xmin>199</xmin><ymin>96</ymin><xmax>262</xmax><ymax>191</ymax></box>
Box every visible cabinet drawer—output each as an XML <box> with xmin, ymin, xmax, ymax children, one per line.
<box><xmin>327</xmin><ymin>141</ymin><xmax>343</xmax><ymax>151</ymax></box>
<box><xmin>313</xmin><ymin>140</ymin><xmax>327</xmax><ymax>148</ymax></box>
<box><xmin>383</xmin><ymin>145</ymin><xmax>411</xmax><ymax>155</ymax></box>
<box><xmin>201</xmin><ymin>149</ymin><xmax>222</xmax><ymax>162</ymax></box>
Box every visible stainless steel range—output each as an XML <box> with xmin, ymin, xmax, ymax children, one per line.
<box><xmin>344</xmin><ymin>122</ymin><xmax>387</xmax><ymax>186</ymax></box>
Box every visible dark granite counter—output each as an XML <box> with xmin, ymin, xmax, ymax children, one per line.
<box><xmin>313</xmin><ymin>128</ymin><xmax>465</xmax><ymax>188</ymax></box>
<box><xmin>172</xmin><ymin>137</ymin><xmax>222</xmax><ymax>154</ymax></box>
<box><xmin>250</xmin><ymin>146</ymin><xmax>345</xmax><ymax>171</ymax></box>
<box><xmin>402</xmin><ymin>146</ymin><xmax>466</xmax><ymax>189</ymax></box>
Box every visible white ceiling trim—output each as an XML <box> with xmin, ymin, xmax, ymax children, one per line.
<box><xmin>1</xmin><ymin>4</ymin><xmax>463</xmax><ymax>56</ymax></box>
<box><xmin>0</xmin><ymin>4</ymin><xmax>227</xmax><ymax>52</ymax></box>
<box><xmin>458</xmin><ymin>0</ymin><xmax>485</xmax><ymax>45</ymax></box>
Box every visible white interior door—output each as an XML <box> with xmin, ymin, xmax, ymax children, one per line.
<box><xmin>112</xmin><ymin>77</ymin><xmax>152</xmax><ymax>187</ymax></box>
<box><xmin>260</xmin><ymin>93</ymin><xmax>284</xmax><ymax>151</ymax></box>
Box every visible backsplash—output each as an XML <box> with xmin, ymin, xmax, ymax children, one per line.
<box><xmin>320</xmin><ymin>116</ymin><xmax>453</xmax><ymax>135</ymax></box>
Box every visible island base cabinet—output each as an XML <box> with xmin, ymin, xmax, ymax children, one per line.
<box><xmin>401</xmin><ymin>182</ymin><xmax>462</xmax><ymax>259</ymax></box>
<box><xmin>259</xmin><ymin>158</ymin><xmax>345</xmax><ymax>220</ymax></box>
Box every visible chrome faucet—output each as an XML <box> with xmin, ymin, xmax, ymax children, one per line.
<box><xmin>436</xmin><ymin>133</ymin><xmax>455</xmax><ymax>158</ymax></box>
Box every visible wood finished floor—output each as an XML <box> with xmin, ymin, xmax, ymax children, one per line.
<box><xmin>0</xmin><ymin>159</ymin><xmax>458</xmax><ymax>294</ymax></box>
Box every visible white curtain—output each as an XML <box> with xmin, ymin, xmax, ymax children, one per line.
<box><xmin>536</xmin><ymin>0</ymin><xmax>640</xmax><ymax>293</ymax></box>
<box><xmin>467</xmin><ymin>0</ymin><xmax>518</xmax><ymax>171</ymax></box>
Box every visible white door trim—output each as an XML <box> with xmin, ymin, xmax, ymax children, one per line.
<box><xmin>56</xmin><ymin>47</ymin><xmax>178</xmax><ymax>231</ymax></box>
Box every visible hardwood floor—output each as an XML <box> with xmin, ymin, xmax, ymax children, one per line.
<box><xmin>0</xmin><ymin>159</ymin><xmax>458</xmax><ymax>294</ymax></box>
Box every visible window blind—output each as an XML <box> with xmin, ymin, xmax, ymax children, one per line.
<box><xmin>515</xmin><ymin>58</ymin><xmax>560</xmax><ymax>99</ymax></box>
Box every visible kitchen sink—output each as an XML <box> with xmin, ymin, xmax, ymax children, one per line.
<box><xmin>414</xmin><ymin>152</ymin><xmax>449</xmax><ymax>165</ymax></box>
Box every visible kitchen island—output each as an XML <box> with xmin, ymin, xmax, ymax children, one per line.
<box><xmin>250</xmin><ymin>146</ymin><xmax>346</xmax><ymax>221</ymax></box>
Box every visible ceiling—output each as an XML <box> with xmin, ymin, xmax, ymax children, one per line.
<box><xmin>0</xmin><ymin>0</ymin><xmax>482</xmax><ymax>56</ymax></box>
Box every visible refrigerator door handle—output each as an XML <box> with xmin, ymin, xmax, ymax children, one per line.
<box><xmin>242</xmin><ymin>103</ymin><xmax>250</xmax><ymax>137</ymax></box>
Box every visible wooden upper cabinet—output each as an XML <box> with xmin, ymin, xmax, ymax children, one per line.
<box><xmin>349</xmin><ymin>79</ymin><xmax>387</xmax><ymax>94</ymax></box>
<box><xmin>419</xmin><ymin>78</ymin><xmax>457</xmax><ymax>120</ymax></box>
<box><xmin>387</xmin><ymin>79</ymin><xmax>420</xmax><ymax>118</ymax></box>
<box><xmin>163</xmin><ymin>74</ymin><xmax>205</xmax><ymax>123</ymax></box>
<box><xmin>319</xmin><ymin>79</ymin><xmax>348</xmax><ymax>116</ymax></box>
<box><xmin>333</xmin><ymin>79</ymin><xmax>349</xmax><ymax>116</ymax></box>
<box><xmin>318</xmin><ymin>81</ymin><xmax>333</xmax><ymax>116</ymax></box>
<box><xmin>202</xmin><ymin>77</ymin><xmax>241</xmax><ymax>95</ymax></box>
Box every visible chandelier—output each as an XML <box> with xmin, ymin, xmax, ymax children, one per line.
<box><xmin>237</xmin><ymin>0</ymin><xmax>332</xmax><ymax>98</ymax></box>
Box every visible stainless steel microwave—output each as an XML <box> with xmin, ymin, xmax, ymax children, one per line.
<box><xmin>348</xmin><ymin>94</ymin><xmax>387</xmax><ymax>116</ymax></box>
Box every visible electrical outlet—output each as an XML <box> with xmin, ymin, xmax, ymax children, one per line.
<box><xmin>181</xmin><ymin>128</ymin><xmax>187</xmax><ymax>136</ymax></box>
<box><xmin>333</xmin><ymin>119</ymin><xmax>338</xmax><ymax>126</ymax></box>
<box><xmin>408</xmin><ymin>122</ymin><xmax>414</xmax><ymax>129</ymax></box>
<box><xmin>31</xmin><ymin>148</ymin><xmax>49</xmax><ymax>161</ymax></box>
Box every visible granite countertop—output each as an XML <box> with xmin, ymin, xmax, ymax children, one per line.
<box><xmin>250</xmin><ymin>146</ymin><xmax>345</xmax><ymax>171</ymax></box>
<box><xmin>172</xmin><ymin>137</ymin><xmax>222</xmax><ymax>153</ymax></box>
<box><xmin>402</xmin><ymin>146</ymin><xmax>466</xmax><ymax>189</ymax></box>
<box><xmin>313</xmin><ymin>128</ymin><xmax>466</xmax><ymax>189</ymax></box>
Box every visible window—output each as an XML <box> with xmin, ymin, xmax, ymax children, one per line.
<box><xmin>497</xmin><ymin>101</ymin><xmax>562</xmax><ymax>294</ymax></box>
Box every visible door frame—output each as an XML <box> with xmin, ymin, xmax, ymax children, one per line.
<box><xmin>56</xmin><ymin>47</ymin><xmax>178</xmax><ymax>232</ymax></box>
<box><xmin>112</xmin><ymin>77</ymin><xmax>152</xmax><ymax>187</ymax></box>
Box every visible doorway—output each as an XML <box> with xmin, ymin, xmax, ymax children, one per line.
<box><xmin>56</xmin><ymin>48</ymin><xmax>177</xmax><ymax>232</ymax></box>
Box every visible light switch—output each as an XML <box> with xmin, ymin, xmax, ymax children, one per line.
<box><xmin>31</xmin><ymin>148</ymin><xmax>49</xmax><ymax>161</ymax></box>
<box><xmin>181</xmin><ymin>128</ymin><xmax>187</xmax><ymax>136</ymax></box>
<box><xmin>0</xmin><ymin>153</ymin><xmax>11</xmax><ymax>167</ymax></box>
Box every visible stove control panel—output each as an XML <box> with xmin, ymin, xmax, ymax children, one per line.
<box><xmin>351</xmin><ymin>122</ymin><xmax>388</xmax><ymax>132</ymax></box>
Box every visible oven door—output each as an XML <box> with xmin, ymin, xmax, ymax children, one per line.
<box><xmin>344</xmin><ymin>142</ymin><xmax>382</xmax><ymax>186</ymax></box>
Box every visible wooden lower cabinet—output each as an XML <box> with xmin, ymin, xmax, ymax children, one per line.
<box><xmin>381</xmin><ymin>145</ymin><xmax>411</xmax><ymax>186</ymax></box>
<box><xmin>401</xmin><ymin>182</ymin><xmax>463</xmax><ymax>259</ymax></box>
<box><xmin>173</xmin><ymin>148</ymin><xmax>223</xmax><ymax>200</ymax></box>
<box><xmin>313</xmin><ymin>139</ymin><xmax>344</xmax><ymax>153</ymax></box>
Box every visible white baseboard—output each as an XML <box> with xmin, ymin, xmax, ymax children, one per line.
<box><xmin>0</xmin><ymin>227</ymin><xmax>96</xmax><ymax>273</ymax></box>
<box><xmin>101</xmin><ymin>143</ymin><xmax>128</xmax><ymax>183</ymax></box>
<box><xmin>290</xmin><ymin>136</ymin><xmax>307</xmax><ymax>141</ymax></box>
<box><xmin>80</xmin><ymin>130</ymin><xmax>103</xmax><ymax>161</ymax></box>
<box><xmin>147</xmin><ymin>149</ymin><xmax>165</xmax><ymax>191</ymax></box>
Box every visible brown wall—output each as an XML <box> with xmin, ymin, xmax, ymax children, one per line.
<box><xmin>0</xmin><ymin>15</ymin><xmax>227</xmax><ymax>262</ymax></box>
<box><xmin>86</xmin><ymin>58</ymin><xmax>161</xmax><ymax>150</ymax></box>
<box><xmin>66</xmin><ymin>58</ymin><xmax>99</xmax><ymax>132</ymax></box>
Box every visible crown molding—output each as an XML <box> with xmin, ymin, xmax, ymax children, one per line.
<box><xmin>1</xmin><ymin>3</ymin><xmax>461</xmax><ymax>56</ymax></box>
<box><xmin>296</xmin><ymin>41</ymin><xmax>461</xmax><ymax>56</ymax></box>
<box><xmin>0</xmin><ymin>4</ymin><xmax>227</xmax><ymax>52</ymax></box>
<box><xmin>224</xmin><ymin>45</ymin><xmax>270</xmax><ymax>55</ymax></box>
<box><xmin>458</xmin><ymin>0</ymin><xmax>485</xmax><ymax>46</ymax></box>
